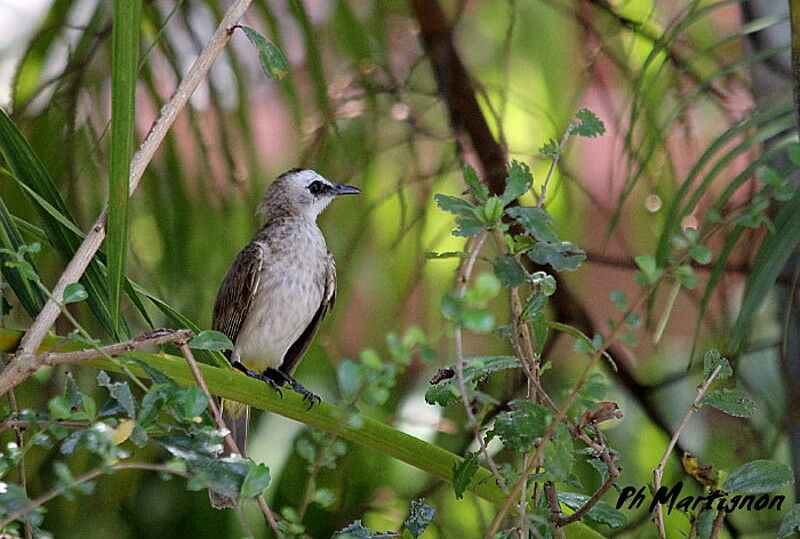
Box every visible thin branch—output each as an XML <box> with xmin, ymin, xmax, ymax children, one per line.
<box><xmin>1</xmin><ymin>0</ymin><xmax>254</xmax><ymax>395</ymax></box>
<box><xmin>176</xmin><ymin>341</ymin><xmax>283</xmax><ymax>539</ymax></box>
<box><xmin>652</xmin><ymin>365</ymin><xmax>722</xmax><ymax>538</ymax></box>
<box><xmin>38</xmin><ymin>328</ymin><xmax>194</xmax><ymax>368</ymax></box>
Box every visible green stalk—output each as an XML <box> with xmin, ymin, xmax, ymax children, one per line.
<box><xmin>108</xmin><ymin>0</ymin><xmax>142</xmax><ymax>338</ymax></box>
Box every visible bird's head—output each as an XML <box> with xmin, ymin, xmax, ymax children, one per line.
<box><xmin>257</xmin><ymin>168</ymin><xmax>361</xmax><ymax>219</ymax></box>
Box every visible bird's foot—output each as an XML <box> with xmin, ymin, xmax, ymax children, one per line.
<box><xmin>232</xmin><ymin>362</ymin><xmax>283</xmax><ymax>398</ymax></box>
<box><xmin>265</xmin><ymin>368</ymin><xmax>321</xmax><ymax>409</ymax></box>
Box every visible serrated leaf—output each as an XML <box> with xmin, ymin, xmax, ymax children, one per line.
<box><xmin>404</xmin><ymin>498</ymin><xmax>435</xmax><ymax>538</ymax></box>
<box><xmin>240</xmin><ymin>26</ymin><xmax>288</xmax><ymax>80</ymax></box>
<box><xmin>778</xmin><ymin>504</ymin><xmax>800</xmax><ymax>538</ymax></box>
<box><xmin>488</xmin><ymin>400</ymin><xmax>551</xmax><ymax>452</ymax></box>
<box><xmin>557</xmin><ymin>491</ymin><xmax>625</xmax><ymax>528</ymax></box>
<box><xmin>539</xmin><ymin>138</ymin><xmax>559</xmax><ymax>157</ymax></box>
<box><xmin>241</xmin><ymin>462</ymin><xmax>271</xmax><ymax>498</ymax></box>
<box><xmin>527</xmin><ymin>241</ymin><xmax>585</xmax><ymax>271</ymax></box>
<box><xmin>501</xmin><ymin>161</ymin><xmax>532</xmax><ymax>204</ymax></box>
<box><xmin>492</xmin><ymin>255</ymin><xmax>527</xmax><ymax>287</ymax></box>
<box><xmin>463</xmin><ymin>165</ymin><xmax>488</xmax><ymax>202</ymax></box>
<box><xmin>722</xmin><ymin>460</ymin><xmax>793</xmax><ymax>494</ymax></box>
<box><xmin>703</xmin><ymin>350</ymin><xmax>732</xmax><ymax>380</ymax></box>
<box><xmin>97</xmin><ymin>371</ymin><xmax>136</xmax><ymax>419</ymax></box>
<box><xmin>452</xmin><ymin>215</ymin><xmax>485</xmax><ymax>237</ymax></box>
<box><xmin>433</xmin><ymin>194</ymin><xmax>475</xmax><ymax>216</ymax></box>
<box><xmin>452</xmin><ymin>452</ymin><xmax>479</xmax><ymax>500</ymax></box>
<box><xmin>333</xmin><ymin>520</ymin><xmax>396</xmax><ymax>538</ymax></box>
<box><xmin>701</xmin><ymin>388</ymin><xmax>756</xmax><ymax>417</ymax></box>
<box><xmin>569</xmin><ymin>109</ymin><xmax>606</xmax><ymax>138</ymax></box>
<box><xmin>188</xmin><ymin>330</ymin><xmax>234</xmax><ymax>352</ymax></box>
<box><xmin>505</xmin><ymin>206</ymin><xmax>558</xmax><ymax>242</ymax></box>
<box><xmin>62</xmin><ymin>282</ymin><xmax>88</xmax><ymax>304</ymax></box>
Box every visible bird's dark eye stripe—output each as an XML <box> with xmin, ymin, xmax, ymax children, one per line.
<box><xmin>307</xmin><ymin>180</ymin><xmax>325</xmax><ymax>195</ymax></box>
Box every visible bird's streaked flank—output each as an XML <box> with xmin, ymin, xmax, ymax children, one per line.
<box><xmin>209</xmin><ymin>168</ymin><xmax>360</xmax><ymax>508</ymax></box>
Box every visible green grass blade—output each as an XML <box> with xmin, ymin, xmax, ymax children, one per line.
<box><xmin>108</xmin><ymin>0</ymin><xmax>142</xmax><ymax>338</ymax></box>
<box><xmin>730</xmin><ymin>190</ymin><xmax>800</xmax><ymax>353</ymax></box>
<box><xmin>0</xmin><ymin>108</ymin><xmax>115</xmax><ymax>336</ymax></box>
<box><xmin>0</xmin><ymin>197</ymin><xmax>46</xmax><ymax>317</ymax></box>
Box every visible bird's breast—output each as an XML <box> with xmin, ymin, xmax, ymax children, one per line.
<box><xmin>234</xmin><ymin>253</ymin><xmax>326</xmax><ymax>372</ymax></box>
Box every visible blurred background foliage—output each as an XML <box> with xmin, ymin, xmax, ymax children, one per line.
<box><xmin>0</xmin><ymin>0</ymin><xmax>798</xmax><ymax>536</ymax></box>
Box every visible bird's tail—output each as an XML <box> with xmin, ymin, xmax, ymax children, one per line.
<box><xmin>209</xmin><ymin>399</ymin><xmax>249</xmax><ymax>509</ymax></box>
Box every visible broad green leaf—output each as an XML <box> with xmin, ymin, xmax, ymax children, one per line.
<box><xmin>62</xmin><ymin>283</ymin><xmax>88</xmax><ymax>304</ymax></box>
<box><xmin>463</xmin><ymin>165</ymin><xmax>489</xmax><ymax>201</ymax></box>
<box><xmin>433</xmin><ymin>194</ymin><xmax>474</xmax><ymax>216</ymax></box>
<box><xmin>634</xmin><ymin>255</ymin><xmax>661</xmax><ymax>283</ymax></box>
<box><xmin>557</xmin><ymin>491</ymin><xmax>625</xmax><ymax>528</ymax></box>
<box><xmin>492</xmin><ymin>255</ymin><xmax>527</xmax><ymax>287</ymax></box>
<box><xmin>501</xmin><ymin>161</ymin><xmax>532</xmax><ymax>204</ymax></box>
<box><xmin>722</xmin><ymin>460</ymin><xmax>793</xmax><ymax>494</ymax></box>
<box><xmin>241</xmin><ymin>462</ymin><xmax>271</xmax><ymax>498</ymax></box>
<box><xmin>701</xmin><ymin>388</ymin><xmax>755</xmax><ymax>418</ymax></box>
<box><xmin>488</xmin><ymin>400</ymin><xmax>551</xmax><ymax>452</ymax></box>
<box><xmin>108</xmin><ymin>0</ymin><xmax>141</xmax><ymax>337</ymax></box>
<box><xmin>689</xmin><ymin>244</ymin><xmax>712</xmax><ymax>264</ymax></box>
<box><xmin>240</xmin><ymin>26</ymin><xmax>289</xmax><ymax>80</ymax></box>
<box><xmin>188</xmin><ymin>330</ymin><xmax>234</xmax><ymax>352</ymax></box>
<box><xmin>702</xmin><ymin>350</ymin><xmax>732</xmax><ymax>380</ymax></box>
<box><xmin>527</xmin><ymin>241</ymin><xmax>585</xmax><ymax>271</ymax></box>
<box><xmin>452</xmin><ymin>215</ymin><xmax>484</xmax><ymax>237</ymax></box>
<box><xmin>505</xmin><ymin>206</ymin><xmax>558</xmax><ymax>242</ymax></box>
<box><xmin>452</xmin><ymin>452</ymin><xmax>479</xmax><ymax>499</ymax></box>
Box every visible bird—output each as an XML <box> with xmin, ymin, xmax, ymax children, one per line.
<box><xmin>208</xmin><ymin>168</ymin><xmax>361</xmax><ymax>508</ymax></box>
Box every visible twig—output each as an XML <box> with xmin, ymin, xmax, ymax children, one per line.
<box><xmin>0</xmin><ymin>462</ymin><xmax>191</xmax><ymax>528</ymax></box>
<box><xmin>37</xmin><ymin>328</ymin><xmax>194</xmax><ymax>368</ymax></box>
<box><xmin>543</xmin><ymin>482</ymin><xmax>565</xmax><ymax>539</ymax></box>
<box><xmin>709</xmin><ymin>508</ymin><xmax>725</xmax><ymax>538</ymax></box>
<box><xmin>452</xmin><ymin>233</ymin><xmax>509</xmax><ymax>492</ymax></box>
<box><xmin>1</xmin><ymin>0</ymin><xmax>254</xmax><ymax>395</ymax></box>
<box><xmin>176</xmin><ymin>341</ymin><xmax>283</xmax><ymax>539</ymax></box>
<box><xmin>652</xmin><ymin>365</ymin><xmax>722</xmax><ymax>538</ymax></box>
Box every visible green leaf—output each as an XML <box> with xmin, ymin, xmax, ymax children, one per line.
<box><xmin>108</xmin><ymin>0</ymin><xmax>141</xmax><ymax>338</ymax></box>
<box><xmin>778</xmin><ymin>504</ymin><xmax>800</xmax><ymax>538</ymax></box>
<box><xmin>689</xmin><ymin>244</ymin><xmax>712</xmax><ymax>264</ymax></box>
<box><xmin>333</xmin><ymin>520</ymin><xmax>396</xmax><ymax>538</ymax></box>
<box><xmin>501</xmin><ymin>161</ymin><xmax>532</xmax><ymax>204</ymax></box>
<box><xmin>97</xmin><ymin>371</ymin><xmax>137</xmax><ymax>419</ymax></box>
<box><xmin>0</xmin><ymin>108</ymin><xmax>116</xmax><ymax>336</ymax></box>
<box><xmin>701</xmin><ymin>388</ymin><xmax>755</xmax><ymax>418</ymax></box>
<box><xmin>463</xmin><ymin>165</ymin><xmax>489</xmax><ymax>202</ymax></box>
<box><xmin>702</xmin><ymin>350</ymin><xmax>732</xmax><ymax>380</ymax></box>
<box><xmin>488</xmin><ymin>400</ymin><xmax>551</xmax><ymax>452</ymax></box>
<box><xmin>188</xmin><ymin>330</ymin><xmax>234</xmax><ymax>352</ymax></box>
<box><xmin>62</xmin><ymin>283</ymin><xmax>89</xmax><ymax>304</ymax></box>
<box><xmin>674</xmin><ymin>264</ymin><xmax>697</xmax><ymax>289</ymax></box>
<box><xmin>452</xmin><ymin>452</ymin><xmax>479</xmax><ymax>500</ymax></box>
<box><xmin>403</xmin><ymin>499</ymin><xmax>435</xmax><ymax>538</ymax></box>
<box><xmin>756</xmin><ymin>166</ymin><xmax>782</xmax><ymax>186</ymax></box>
<box><xmin>241</xmin><ymin>462</ymin><xmax>271</xmax><ymax>499</ymax></box>
<box><xmin>425</xmin><ymin>251</ymin><xmax>468</xmax><ymax>260</ymax></box>
<box><xmin>433</xmin><ymin>194</ymin><xmax>475</xmax><ymax>216</ymax></box>
<box><xmin>505</xmin><ymin>206</ymin><xmax>558</xmax><ymax>242</ymax></box>
<box><xmin>240</xmin><ymin>26</ymin><xmax>289</xmax><ymax>80</ymax></box>
<box><xmin>539</xmin><ymin>138</ymin><xmax>560</xmax><ymax>157</ymax></box>
<box><xmin>557</xmin><ymin>491</ymin><xmax>625</xmax><ymax>528</ymax></box>
<box><xmin>722</xmin><ymin>460</ymin><xmax>793</xmax><ymax>494</ymax></box>
<box><xmin>492</xmin><ymin>255</ymin><xmax>527</xmax><ymax>287</ymax></box>
<box><xmin>569</xmin><ymin>108</ymin><xmax>606</xmax><ymax>138</ymax></box>
<box><xmin>452</xmin><ymin>215</ymin><xmax>485</xmax><ymax>237</ymax></box>
<box><xmin>527</xmin><ymin>241</ymin><xmax>585</xmax><ymax>271</ymax></box>
<box><xmin>476</xmin><ymin>196</ymin><xmax>504</xmax><ymax>225</ymax></box>
<box><xmin>731</xmin><ymin>190</ymin><xmax>800</xmax><ymax>352</ymax></box>
<box><xmin>0</xmin><ymin>198</ymin><xmax>45</xmax><ymax>317</ymax></box>
<box><xmin>634</xmin><ymin>255</ymin><xmax>661</xmax><ymax>283</ymax></box>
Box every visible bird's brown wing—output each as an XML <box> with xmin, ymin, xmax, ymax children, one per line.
<box><xmin>279</xmin><ymin>251</ymin><xmax>336</xmax><ymax>375</ymax></box>
<box><xmin>212</xmin><ymin>242</ymin><xmax>264</xmax><ymax>360</ymax></box>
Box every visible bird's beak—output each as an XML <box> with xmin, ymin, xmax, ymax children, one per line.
<box><xmin>332</xmin><ymin>183</ymin><xmax>362</xmax><ymax>196</ymax></box>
